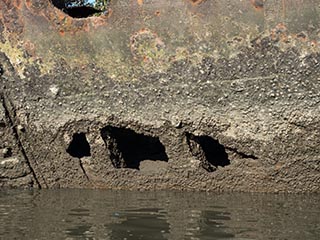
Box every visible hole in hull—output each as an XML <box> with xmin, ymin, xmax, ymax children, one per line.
<box><xmin>64</xmin><ymin>6</ymin><xmax>103</xmax><ymax>18</ymax></box>
<box><xmin>100</xmin><ymin>126</ymin><xmax>168</xmax><ymax>170</ymax></box>
<box><xmin>50</xmin><ymin>0</ymin><xmax>109</xmax><ymax>18</ymax></box>
<box><xmin>67</xmin><ymin>133</ymin><xmax>91</xmax><ymax>158</ymax></box>
<box><xmin>186</xmin><ymin>133</ymin><xmax>230</xmax><ymax>172</ymax></box>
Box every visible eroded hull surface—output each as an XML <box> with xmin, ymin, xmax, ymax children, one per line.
<box><xmin>0</xmin><ymin>0</ymin><xmax>319</xmax><ymax>192</ymax></box>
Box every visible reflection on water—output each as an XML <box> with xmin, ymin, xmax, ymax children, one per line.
<box><xmin>0</xmin><ymin>190</ymin><xmax>319</xmax><ymax>240</ymax></box>
<box><xmin>109</xmin><ymin>208</ymin><xmax>169</xmax><ymax>240</ymax></box>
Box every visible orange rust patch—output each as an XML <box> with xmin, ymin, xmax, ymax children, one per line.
<box><xmin>25</xmin><ymin>0</ymin><xmax>32</xmax><ymax>8</ymax></box>
<box><xmin>3</xmin><ymin>0</ymin><xmax>21</xmax><ymax>12</ymax></box>
<box><xmin>59</xmin><ymin>29</ymin><xmax>65</xmax><ymax>36</ymax></box>
<box><xmin>57</xmin><ymin>11</ymin><xmax>67</xmax><ymax>22</ymax></box>
<box><xmin>250</xmin><ymin>0</ymin><xmax>264</xmax><ymax>11</ymax></box>
<box><xmin>143</xmin><ymin>56</ymin><xmax>149</xmax><ymax>63</ymax></box>
<box><xmin>137</xmin><ymin>0</ymin><xmax>144</xmax><ymax>6</ymax></box>
<box><xmin>280</xmin><ymin>34</ymin><xmax>290</xmax><ymax>43</ymax></box>
<box><xmin>18</xmin><ymin>0</ymin><xmax>23</xmax><ymax>9</ymax></box>
<box><xmin>155</xmin><ymin>10</ymin><xmax>161</xmax><ymax>17</ymax></box>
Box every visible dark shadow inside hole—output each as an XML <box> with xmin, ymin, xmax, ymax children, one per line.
<box><xmin>67</xmin><ymin>133</ymin><xmax>91</xmax><ymax>158</ymax></box>
<box><xmin>186</xmin><ymin>133</ymin><xmax>230</xmax><ymax>171</ymax></box>
<box><xmin>64</xmin><ymin>6</ymin><xmax>103</xmax><ymax>18</ymax></box>
<box><xmin>100</xmin><ymin>126</ymin><xmax>169</xmax><ymax>170</ymax></box>
<box><xmin>50</xmin><ymin>0</ymin><xmax>105</xmax><ymax>18</ymax></box>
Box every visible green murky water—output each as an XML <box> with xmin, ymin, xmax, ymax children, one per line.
<box><xmin>0</xmin><ymin>190</ymin><xmax>319</xmax><ymax>239</ymax></box>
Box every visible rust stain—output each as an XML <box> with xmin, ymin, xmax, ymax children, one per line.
<box><xmin>1</xmin><ymin>0</ymin><xmax>318</xmax><ymax>52</ymax></box>
<box><xmin>1</xmin><ymin>0</ymin><xmax>23</xmax><ymax>10</ymax></box>
<box><xmin>20</xmin><ymin>0</ymin><xmax>111</xmax><ymax>36</ymax></box>
<box><xmin>0</xmin><ymin>0</ymin><xmax>25</xmax><ymax>44</ymax></box>
<box><xmin>59</xmin><ymin>29</ymin><xmax>65</xmax><ymax>37</ymax></box>
<box><xmin>13</xmin><ymin>0</ymin><xmax>23</xmax><ymax>10</ymax></box>
<box><xmin>25</xmin><ymin>0</ymin><xmax>32</xmax><ymax>9</ymax></box>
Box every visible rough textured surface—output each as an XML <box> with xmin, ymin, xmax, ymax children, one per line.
<box><xmin>0</xmin><ymin>94</ymin><xmax>36</xmax><ymax>188</ymax></box>
<box><xmin>0</xmin><ymin>0</ymin><xmax>319</xmax><ymax>192</ymax></box>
